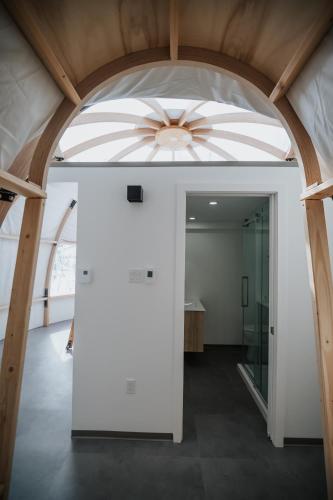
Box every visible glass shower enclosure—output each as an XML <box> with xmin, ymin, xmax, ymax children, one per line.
<box><xmin>241</xmin><ymin>199</ymin><xmax>269</xmax><ymax>404</ymax></box>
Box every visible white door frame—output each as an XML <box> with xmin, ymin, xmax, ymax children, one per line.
<box><xmin>173</xmin><ymin>182</ymin><xmax>289</xmax><ymax>447</ymax></box>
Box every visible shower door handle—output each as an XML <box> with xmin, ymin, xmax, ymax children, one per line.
<box><xmin>241</xmin><ymin>276</ymin><xmax>248</xmax><ymax>308</ymax></box>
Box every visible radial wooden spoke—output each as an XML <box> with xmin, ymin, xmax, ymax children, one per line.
<box><xmin>178</xmin><ymin>101</ymin><xmax>205</xmax><ymax>127</ymax></box>
<box><xmin>139</xmin><ymin>99</ymin><xmax>170</xmax><ymax>126</ymax></box>
<box><xmin>187</xmin><ymin>145</ymin><xmax>201</xmax><ymax>161</ymax></box>
<box><xmin>109</xmin><ymin>137</ymin><xmax>154</xmax><ymax>161</ymax></box>
<box><xmin>62</xmin><ymin>129</ymin><xmax>156</xmax><ymax>159</ymax></box>
<box><xmin>70</xmin><ymin>112</ymin><xmax>161</xmax><ymax>130</ymax></box>
<box><xmin>192</xmin><ymin>137</ymin><xmax>237</xmax><ymax>161</ymax></box>
<box><xmin>146</xmin><ymin>144</ymin><xmax>160</xmax><ymax>162</ymax></box>
<box><xmin>193</xmin><ymin>129</ymin><xmax>286</xmax><ymax>159</ymax></box>
<box><xmin>188</xmin><ymin>112</ymin><xmax>282</xmax><ymax>130</ymax></box>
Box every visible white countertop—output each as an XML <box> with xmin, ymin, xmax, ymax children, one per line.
<box><xmin>184</xmin><ymin>300</ymin><xmax>206</xmax><ymax>312</ymax></box>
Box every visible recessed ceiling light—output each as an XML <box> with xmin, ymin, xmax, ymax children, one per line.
<box><xmin>189</xmin><ymin>217</ymin><xmax>196</xmax><ymax>221</ymax></box>
<box><xmin>209</xmin><ymin>201</ymin><xmax>218</xmax><ymax>205</ymax></box>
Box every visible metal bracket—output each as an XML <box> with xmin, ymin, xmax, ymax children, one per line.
<box><xmin>0</xmin><ymin>188</ymin><xmax>16</xmax><ymax>202</ymax></box>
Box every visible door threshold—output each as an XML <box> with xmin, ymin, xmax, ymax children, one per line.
<box><xmin>237</xmin><ymin>363</ymin><xmax>267</xmax><ymax>421</ymax></box>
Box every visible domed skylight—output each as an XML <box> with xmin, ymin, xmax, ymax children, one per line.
<box><xmin>57</xmin><ymin>98</ymin><xmax>291</xmax><ymax>163</ymax></box>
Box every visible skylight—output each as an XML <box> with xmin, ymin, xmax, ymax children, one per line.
<box><xmin>56</xmin><ymin>98</ymin><xmax>291</xmax><ymax>163</ymax></box>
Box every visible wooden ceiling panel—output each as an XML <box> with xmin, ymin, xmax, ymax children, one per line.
<box><xmin>28</xmin><ymin>0</ymin><xmax>169</xmax><ymax>84</ymax></box>
<box><xmin>179</xmin><ymin>0</ymin><xmax>330</xmax><ymax>83</ymax></box>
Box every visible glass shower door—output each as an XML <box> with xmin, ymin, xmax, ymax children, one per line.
<box><xmin>241</xmin><ymin>201</ymin><xmax>269</xmax><ymax>403</ymax></box>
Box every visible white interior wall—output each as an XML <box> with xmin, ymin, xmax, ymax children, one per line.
<box><xmin>49</xmin><ymin>163</ymin><xmax>323</xmax><ymax>439</ymax></box>
<box><xmin>185</xmin><ymin>228</ymin><xmax>243</xmax><ymax>345</ymax></box>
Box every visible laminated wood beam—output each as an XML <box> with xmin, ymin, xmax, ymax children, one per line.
<box><xmin>301</xmin><ymin>178</ymin><xmax>333</xmax><ymax>201</ymax></box>
<box><xmin>303</xmin><ymin>199</ymin><xmax>333</xmax><ymax>498</ymax></box>
<box><xmin>169</xmin><ymin>0</ymin><xmax>179</xmax><ymax>60</ymax></box>
<box><xmin>4</xmin><ymin>0</ymin><xmax>81</xmax><ymax>105</ymax></box>
<box><xmin>43</xmin><ymin>200</ymin><xmax>77</xmax><ymax>327</ymax></box>
<box><xmin>0</xmin><ymin>170</ymin><xmax>46</xmax><ymax>199</ymax></box>
<box><xmin>0</xmin><ymin>198</ymin><xmax>45</xmax><ymax>500</ymax></box>
<box><xmin>270</xmin><ymin>7</ymin><xmax>333</xmax><ymax>102</ymax></box>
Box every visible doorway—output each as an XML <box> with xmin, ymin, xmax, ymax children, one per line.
<box><xmin>173</xmin><ymin>184</ymin><xmax>282</xmax><ymax>446</ymax></box>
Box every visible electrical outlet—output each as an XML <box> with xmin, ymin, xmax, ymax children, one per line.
<box><xmin>126</xmin><ymin>378</ymin><xmax>136</xmax><ymax>394</ymax></box>
<box><xmin>129</xmin><ymin>269</ymin><xmax>145</xmax><ymax>283</ymax></box>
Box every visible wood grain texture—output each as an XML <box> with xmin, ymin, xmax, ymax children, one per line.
<box><xmin>184</xmin><ymin>311</ymin><xmax>204</xmax><ymax>352</ymax></box>
<box><xmin>169</xmin><ymin>0</ymin><xmax>179</xmax><ymax>60</ymax></box>
<box><xmin>4</xmin><ymin>0</ymin><xmax>80</xmax><ymax>104</ymax></box>
<box><xmin>301</xmin><ymin>178</ymin><xmax>333</xmax><ymax>201</ymax></box>
<box><xmin>0</xmin><ymin>198</ymin><xmax>45</xmax><ymax>500</ymax></box>
<box><xmin>270</xmin><ymin>3</ymin><xmax>333</xmax><ymax>102</ymax></box>
<box><xmin>303</xmin><ymin>200</ymin><xmax>333</xmax><ymax>498</ymax></box>
<box><xmin>27</xmin><ymin>0</ymin><xmax>169</xmax><ymax>83</ymax></box>
<box><xmin>0</xmin><ymin>137</ymin><xmax>40</xmax><ymax>227</ymax></box>
<box><xmin>0</xmin><ymin>170</ymin><xmax>46</xmax><ymax>199</ymax></box>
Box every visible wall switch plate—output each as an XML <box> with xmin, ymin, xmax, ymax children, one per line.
<box><xmin>145</xmin><ymin>267</ymin><xmax>155</xmax><ymax>284</ymax></box>
<box><xmin>78</xmin><ymin>268</ymin><xmax>92</xmax><ymax>284</ymax></box>
<box><xmin>129</xmin><ymin>269</ymin><xmax>145</xmax><ymax>283</ymax></box>
<box><xmin>126</xmin><ymin>378</ymin><xmax>136</xmax><ymax>394</ymax></box>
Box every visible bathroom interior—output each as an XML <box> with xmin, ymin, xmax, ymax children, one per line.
<box><xmin>184</xmin><ymin>193</ymin><xmax>270</xmax><ymax>427</ymax></box>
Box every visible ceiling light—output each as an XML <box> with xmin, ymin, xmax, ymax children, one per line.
<box><xmin>209</xmin><ymin>201</ymin><xmax>218</xmax><ymax>205</ymax></box>
<box><xmin>189</xmin><ymin>217</ymin><xmax>196</xmax><ymax>221</ymax></box>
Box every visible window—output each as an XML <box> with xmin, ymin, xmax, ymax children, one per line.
<box><xmin>50</xmin><ymin>242</ymin><xmax>76</xmax><ymax>296</ymax></box>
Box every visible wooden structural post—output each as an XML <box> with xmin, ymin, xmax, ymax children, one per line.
<box><xmin>0</xmin><ymin>198</ymin><xmax>45</xmax><ymax>499</ymax></box>
<box><xmin>303</xmin><ymin>199</ymin><xmax>333</xmax><ymax>498</ymax></box>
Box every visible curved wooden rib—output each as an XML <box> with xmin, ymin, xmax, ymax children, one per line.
<box><xmin>109</xmin><ymin>137</ymin><xmax>154</xmax><ymax>161</ymax></box>
<box><xmin>192</xmin><ymin>137</ymin><xmax>236</xmax><ymax>161</ymax></box>
<box><xmin>146</xmin><ymin>144</ymin><xmax>160</xmax><ymax>162</ymax></box>
<box><xmin>178</xmin><ymin>101</ymin><xmax>205</xmax><ymax>127</ymax></box>
<box><xmin>193</xmin><ymin>128</ymin><xmax>286</xmax><ymax>159</ymax></box>
<box><xmin>43</xmin><ymin>199</ymin><xmax>77</xmax><ymax>326</ymax></box>
<box><xmin>187</xmin><ymin>145</ymin><xmax>201</xmax><ymax>161</ymax></box>
<box><xmin>62</xmin><ymin>128</ymin><xmax>156</xmax><ymax>159</ymax></box>
<box><xmin>188</xmin><ymin>112</ymin><xmax>282</xmax><ymax>130</ymax></box>
<box><xmin>70</xmin><ymin>112</ymin><xmax>161</xmax><ymax>130</ymax></box>
<box><xmin>139</xmin><ymin>98</ymin><xmax>170</xmax><ymax>126</ymax></box>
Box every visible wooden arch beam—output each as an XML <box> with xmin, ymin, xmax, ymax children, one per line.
<box><xmin>1</xmin><ymin>46</ymin><xmax>332</xmax><ymax>499</ymax></box>
<box><xmin>43</xmin><ymin>199</ymin><xmax>77</xmax><ymax>327</ymax></box>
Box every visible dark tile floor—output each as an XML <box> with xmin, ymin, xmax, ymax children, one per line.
<box><xmin>0</xmin><ymin>322</ymin><xmax>327</xmax><ymax>499</ymax></box>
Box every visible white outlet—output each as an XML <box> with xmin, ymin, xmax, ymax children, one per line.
<box><xmin>128</xmin><ymin>269</ymin><xmax>145</xmax><ymax>283</ymax></box>
<box><xmin>126</xmin><ymin>378</ymin><xmax>136</xmax><ymax>394</ymax></box>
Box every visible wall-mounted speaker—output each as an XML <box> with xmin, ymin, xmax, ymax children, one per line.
<box><xmin>127</xmin><ymin>185</ymin><xmax>143</xmax><ymax>203</ymax></box>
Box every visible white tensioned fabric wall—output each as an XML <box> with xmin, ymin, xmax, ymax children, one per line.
<box><xmin>0</xmin><ymin>2</ymin><xmax>332</xmax><ymax>179</ymax></box>
<box><xmin>0</xmin><ymin>183</ymin><xmax>77</xmax><ymax>340</ymax></box>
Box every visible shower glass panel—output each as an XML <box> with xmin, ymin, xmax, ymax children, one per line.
<box><xmin>241</xmin><ymin>200</ymin><xmax>269</xmax><ymax>403</ymax></box>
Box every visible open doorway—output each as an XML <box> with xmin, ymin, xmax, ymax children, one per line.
<box><xmin>182</xmin><ymin>192</ymin><xmax>274</xmax><ymax>443</ymax></box>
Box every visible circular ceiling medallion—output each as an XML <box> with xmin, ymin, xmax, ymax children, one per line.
<box><xmin>156</xmin><ymin>126</ymin><xmax>192</xmax><ymax>150</ymax></box>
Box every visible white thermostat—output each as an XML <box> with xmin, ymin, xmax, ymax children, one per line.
<box><xmin>78</xmin><ymin>268</ymin><xmax>92</xmax><ymax>284</ymax></box>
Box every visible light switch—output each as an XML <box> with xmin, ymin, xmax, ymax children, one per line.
<box><xmin>145</xmin><ymin>268</ymin><xmax>155</xmax><ymax>284</ymax></box>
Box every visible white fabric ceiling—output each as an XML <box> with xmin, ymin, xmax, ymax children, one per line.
<box><xmin>0</xmin><ymin>3</ymin><xmax>332</xmax><ymax>178</ymax></box>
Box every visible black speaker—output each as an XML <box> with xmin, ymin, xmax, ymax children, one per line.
<box><xmin>127</xmin><ymin>185</ymin><xmax>143</xmax><ymax>202</ymax></box>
